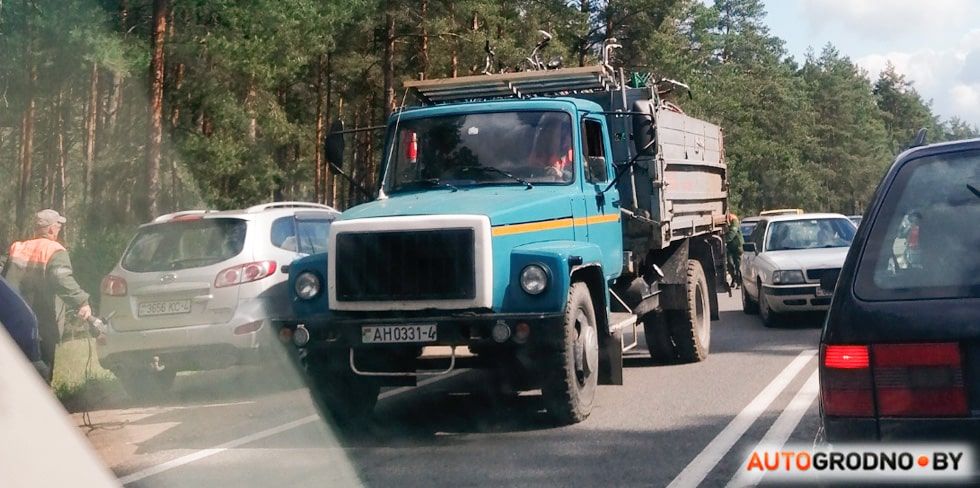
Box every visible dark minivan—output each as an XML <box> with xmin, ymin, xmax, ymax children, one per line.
<box><xmin>820</xmin><ymin>138</ymin><xmax>980</xmax><ymax>442</ymax></box>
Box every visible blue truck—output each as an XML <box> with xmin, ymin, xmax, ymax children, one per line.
<box><xmin>286</xmin><ymin>62</ymin><xmax>729</xmax><ymax>425</ymax></box>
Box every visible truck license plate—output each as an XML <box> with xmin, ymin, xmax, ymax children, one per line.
<box><xmin>138</xmin><ymin>299</ymin><xmax>192</xmax><ymax>317</ymax></box>
<box><xmin>362</xmin><ymin>324</ymin><xmax>437</xmax><ymax>344</ymax></box>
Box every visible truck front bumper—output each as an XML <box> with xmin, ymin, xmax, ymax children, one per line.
<box><xmin>290</xmin><ymin>311</ymin><xmax>565</xmax><ymax>350</ymax></box>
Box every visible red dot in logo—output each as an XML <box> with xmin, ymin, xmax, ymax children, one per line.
<box><xmin>918</xmin><ymin>456</ymin><xmax>929</xmax><ymax>467</ymax></box>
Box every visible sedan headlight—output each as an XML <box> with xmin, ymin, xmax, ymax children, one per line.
<box><xmin>520</xmin><ymin>264</ymin><xmax>549</xmax><ymax>295</ymax></box>
<box><xmin>771</xmin><ymin>270</ymin><xmax>805</xmax><ymax>285</ymax></box>
<box><xmin>294</xmin><ymin>272</ymin><xmax>321</xmax><ymax>300</ymax></box>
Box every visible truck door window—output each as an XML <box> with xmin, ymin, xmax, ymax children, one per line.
<box><xmin>582</xmin><ymin>119</ymin><xmax>608</xmax><ymax>182</ymax></box>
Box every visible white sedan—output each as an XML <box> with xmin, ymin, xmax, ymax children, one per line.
<box><xmin>739</xmin><ymin>213</ymin><xmax>857</xmax><ymax>326</ymax></box>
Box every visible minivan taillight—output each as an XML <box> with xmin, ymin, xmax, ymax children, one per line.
<box><xmin>873</xmin><ymin>343</ymin><xmax>967</xmax><ymax>417</ymax></box>
<box><xmin>101</xmin><ymin>275</ymin><xmax>128</xmax><ymax>296</ymax></box>
<box><xmin>214</xmin><ymin>261</ymin><xmax>277</xmax><ymax>288</ymax></box>
<box><xmin>821</xmin><ymin>344</ymin><xmax>874</xmax><ymax>417</ymax></box>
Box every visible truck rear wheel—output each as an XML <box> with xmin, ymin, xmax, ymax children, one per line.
<box><xmin>667</xmin><ymin>260</ymin><xmax>711</xmax><ymax>363</ymax></box>
<box><xmin>541</xmin><ymin>282</ymin><xmax>599</xmax><ymax>425</ymax></box>
<box><xmin>305</xmin><ymin>354</ymin><xmax>379</xmax><ymax>426</ymax></box>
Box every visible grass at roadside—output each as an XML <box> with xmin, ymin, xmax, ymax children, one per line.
<box><xmin>52</xmin><ymin>338</ymin><xmax>120</xmax><ymax>411</ymax></box>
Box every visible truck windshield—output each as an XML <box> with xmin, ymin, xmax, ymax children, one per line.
<box><xmin>386</xmin><ymin>111</ymin><xmax>574</xmax><ymax>192</ymax></box>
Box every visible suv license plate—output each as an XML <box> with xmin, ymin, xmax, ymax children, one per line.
<box><xmin>362</xmin><ymin>325</ymin><xmax>437</xmax><ymax>344</ymax></box>
<box><xmin>138</xmin><ymin>299</ymin><xmax>192</xmax><ymax>317</ymax></box>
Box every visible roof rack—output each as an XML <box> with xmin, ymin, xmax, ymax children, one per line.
<box><xmin>244</xmin><ymin>202</ymin><xmax>339</xmax><ymax>213</ymax></box>
<box><xmin>153</xmin><ymin>210</ymin><xmax>213</xmax><ymax>223</ymax></box>
<box><xmin>404</xmin><ymin>65</ymin><xmax>617</xmax><ymax>105</ymax></box>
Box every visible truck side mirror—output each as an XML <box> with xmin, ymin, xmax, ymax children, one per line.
<box><xmin>631</xmin><ymin>100</ymin><xmax>656</xmax><ymax>157</ymax></box>
<box><xmin>743</xmin><ymin>242</ymin><xmax>757</xmax><ymax>254</ymax></box>
<box><xmin>324</xmin><ymin>120</ymin><xmax>345</xmax><ymax>166</ymax></box>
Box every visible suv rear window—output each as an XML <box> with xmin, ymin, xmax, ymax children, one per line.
<box><xmin>121</xmin><ymin>218</ymin><xmax>247</xmax><ymax>272</ymax></box>
<box><xmin>855</xmin><ymin>150</ymin><xmax>980</xmax><ymax>300</ymax></box>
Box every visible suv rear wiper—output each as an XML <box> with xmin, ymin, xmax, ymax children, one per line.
<box><xmin>459</xmin><ymin>165</ymin><xmax>533</xmax><ymax>189</ymax></box>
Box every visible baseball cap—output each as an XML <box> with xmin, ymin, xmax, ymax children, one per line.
<box><xmin>35</xmin><ymin>209</ymin><xmax>67</xmax><ymax>228</ymax></box>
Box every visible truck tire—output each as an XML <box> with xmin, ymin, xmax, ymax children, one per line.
<box><xmin>741</xmin><ymin>283</ymin><xmax>759</xmax><ymax>315</ymax></box>
<box><xmin>643</xmin><ymin>312</ymin><xmax>677</xmax><ymax>364</ymax></box>
<box><xmin>667</xmin><ymin>260</ymin><xmax>711</xmax><ymax>363</ymax></box>
<box><xmin>541</xmin><ymin>282</ymin><xmax>599</xmax><ymax>425</ymax></box>
<box><xmin>305</xmin><ymin>354</ymin><xmax>379</xmax><ymax>426</ymax></box>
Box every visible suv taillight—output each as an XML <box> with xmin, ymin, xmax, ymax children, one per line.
<box><xmin>821</xmin><ymin>342</ymin><xmax>968</xmax><ymax>418</ymax></box>
<box><xmin>214</xmin><ymin>261</ymin><xmax>277</xmax><ymax>288</ymax></box>
<box><xmin>101</xmin><ymin>275</ymin><xmax>128</xmax><ymax>296</ymax></box>
<box><xmin>821</xmin><ymin>345</ymin><xmax>874</xmax><ymax>417</ymax></box>
<box><xmin>873</xmin><ymin>343</ymin><xmax>967</xmax><ymax>417</ymax></box>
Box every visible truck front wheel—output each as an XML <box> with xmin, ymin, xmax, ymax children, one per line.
<box><xmin>541</xmin><ymin>282</ymin><xmax>599</xmax><ymax>425</ymax></box>
<box><xmin>667</xmin><ymin>259</ymin><xmax>711</xmax><ymax>363</ymax></box>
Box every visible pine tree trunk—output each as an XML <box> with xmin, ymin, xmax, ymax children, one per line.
<box><xmin>42</xmin><ymin>104</ymin><xmax>55</xmax><ymax>208</ymax></box>
<box><xmin>56</xmin><ymin>89</ymin><xmax>68</xmax><ymax>213</ymax></box>
<box><xmin>419</xmin><ymin>0</ymin><xmax>429</xmax><ymax>78</ymax></box>
<box><xmin>382</xmin><ymin>9</ymin><xmax>396</xmax><ymax>118</ymax></box>
<box><xmin>273</xmin><ymin>86</ymin><xmax>288</xmax><ymax>201</ymax></box>
<box><xmin>579</xmin><ymin>0</ymin><xmax>590</xmax><ymax>66</ymax></box>
<box><xmin>83</xmin><ymin>62</ymin><xmax>99</xmax><ymax>207</ymax></box>
<box><xmin>145</xmin><ymin>0</ymin><xmax>169</xmax><ymax>221</ymax></box>
<box><xmin>449</xmin><ymin>3</ymin><xmax>458</xmax><ymax>78</ymax></box>
<box><xmin>245</xmin><ymin>75</ymin><xmax>257</xmax><ymax>142</ymax></box>
<box><xmin>15</xmin><ymin>1</ymin><xmax>36</xmax><ymax>232</ymax></box>
<box><xmin>314</xmin><ymin>55</ymin><xmax>325</xmax><ymax>203</ymax></box>
<box><xmin>325</xmin><ymin>55</ymin><xmax>335</xmax><ymax>207</ymax></box>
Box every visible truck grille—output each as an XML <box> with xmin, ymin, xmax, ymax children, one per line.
<box><xmin>335</xmin><ymin>229</ymin><xmax>476</xmax><ymax>301</ymax></box>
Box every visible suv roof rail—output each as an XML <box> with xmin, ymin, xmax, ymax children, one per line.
<box><xmin>152</xmin><ymin>210</ymin><xmax>213</xmax><ymax>223</ymax></box>
<box><xmin>244</xmin><ymin>201</ymin><xmax>339</xmax><ymax>213</ymax></box>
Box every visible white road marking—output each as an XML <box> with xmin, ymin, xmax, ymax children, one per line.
<box><xmin>118</xmin><ymin>370</ymin><xmax>467</xmax><ymax>485</ymax></box>
<box><xmin>726</xmin><ymin>369</ymin><xmax>820</xmax><ymax>488</ymax></box>
<box><xmin>666</xmin><ymin>349</ymin><xmax>817</xmax><ymax>488</ymax></box>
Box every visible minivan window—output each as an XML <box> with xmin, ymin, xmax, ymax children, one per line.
<box><xmin>121</xmin><ymin>218</ymin><xmax>247</xmax><ymax>272</ymax></box>
<box><xmin>855</xmin><ymin>150</ymin><xmax>980</xmax><ymax>300</ymax></box>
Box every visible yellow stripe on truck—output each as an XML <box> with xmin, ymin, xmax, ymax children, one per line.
<box><xmin>491</xmin><ymin>213</ymin><xmax>620</xmax><ymax>237</ymax></box>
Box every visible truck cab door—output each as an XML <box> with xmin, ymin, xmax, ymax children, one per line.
<box><xmin>580</xmin><ymin>116</ymin><xmax>623</xmax><ymax>278</ymax></box>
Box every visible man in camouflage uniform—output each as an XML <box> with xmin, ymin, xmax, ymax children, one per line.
<box><xmin>725</xmin><ymin>213</ymin><xmax>744</xmax><ymax>289</ymax></box>
<box><xmin>3</xmin><ymin>209</ymin><xmax>92</xmax><ymax>383</ymax></box>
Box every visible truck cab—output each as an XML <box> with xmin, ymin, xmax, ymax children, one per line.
<box><xmin>288</xmin><ymin>65</ymin><xmax>728</xmax><ymax>425</ymax></box>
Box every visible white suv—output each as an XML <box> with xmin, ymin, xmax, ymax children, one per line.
<box><xmin>98</xmin><ymin>202</ymin><xmax>339</xmax><ymax>397</ymax></box>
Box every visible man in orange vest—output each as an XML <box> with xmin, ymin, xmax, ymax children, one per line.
<box><xmin>3</xmin><ymin>209</ymin><xmax>92</xmax><ymax>383</ymax></box>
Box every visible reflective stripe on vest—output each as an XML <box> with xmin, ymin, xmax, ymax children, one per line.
<box><xmin>7</xmin><ymin>239</ymin><xmax>66</xmax><ymax>269</ymax></box>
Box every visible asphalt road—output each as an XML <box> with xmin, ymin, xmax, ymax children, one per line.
<box><xmin>74</xmin><ymin>292</ymin><xmax>824</xmax><ymax>487</ymax></box>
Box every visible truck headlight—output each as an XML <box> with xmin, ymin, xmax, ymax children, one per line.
<box><xmin>295</xmin><ymin>272</ymin><xmax>321</xmax><ymax>300</ymax></box>
<box><xmin>771</xmin><ymin>270</ymin><xmax>805</xmax><ymax>285</ymax></box>
<box><xmin>520</xmin><ymin>264</ymin><xmax>549</xmax><ymax>295</ymax></box>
